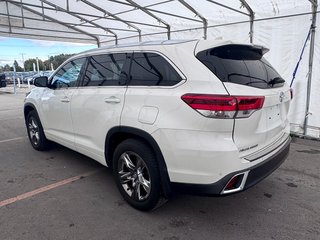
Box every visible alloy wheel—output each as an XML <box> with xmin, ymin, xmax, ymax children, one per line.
<box><xmin>118</xmin><ymin>151</ymin><xmax>151</xmax><ymax>201</ymax></box>
<box><xmin>28</xmin><ymin>117</ymin><xmax>40</xmax><ymax>146</ymax></box>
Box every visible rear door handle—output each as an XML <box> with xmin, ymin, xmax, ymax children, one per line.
<box><xmin>104</xmin><ymin>97</ymin><xmax>121</xmax><ymax>104</ymax></box>
<box><xmin>61</xmin><ymin>96</ymin><xmax>70</xmax><ymax>103</ymax></box>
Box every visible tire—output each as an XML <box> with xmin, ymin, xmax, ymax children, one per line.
<box><xmin>26</xmin><ymin>110</ymin><xmax>49</xmax><ymax>151</ymax></box>
<box><xmin>113</xmin><ymin>139</ymin><xmax>162</xmax><ymax>211</ymax></box>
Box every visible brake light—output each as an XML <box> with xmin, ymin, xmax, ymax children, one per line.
<box><xmin>181</xmin><ymin>94</ymin><xmax>265</xmax><ymax>119</ymax></box>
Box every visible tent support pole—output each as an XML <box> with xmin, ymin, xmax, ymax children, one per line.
<box><xmin>39</xmin><ymin>0</ymin><xmax>118</xmax><ymax>44</ymax></box>
<box><xmin>177</xmin><ymin>0</ymin><xmax>207</xmax><ymax>39</ymax></box>
<box><xmin>304</xmin><ymin>0</ymin><xmax>318</xmax><ymax>136</ymax></box>
<box><xmin>239</xmin><ymin>0</ymin><xmax>254</xmax><ymax>43</ymax></box>
<box><xmin>124</xmin><ymin>0</ymin><xmax>171</xmax><ymax>40</ymax></box>
<box><xmin>5</xmin><ymin>1</ymin><xmax>12</xmax><ymax>33</ymax></box>
<box><xmin>20</xmin><ymin>0</ymin><xmax>25</xmax><ymax>27</ymax></box>
<box><xmin>79</xmin><ymin>0</ymin><xmax>142</xmax><ymax>42</ymax></box>
<box><xmin>8</xmin><ymin>1</ymin><xmax>100</xmax><ymax>46</ymax></box>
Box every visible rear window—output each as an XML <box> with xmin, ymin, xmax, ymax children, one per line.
<box><xmin>196</xmin><ymin>45</ymin><xmax>284</xmax><ymax>89</ymax></box>
<box><xmin>129</xmin><ymin>52</ymin><xmax>182</xmax><ymax>86</ymax></box>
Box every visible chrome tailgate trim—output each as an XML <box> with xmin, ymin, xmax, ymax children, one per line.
<box><xmin>243</xmin><ymin>133</ymin><xmax>290</xmax><ymax>162</ymax></box>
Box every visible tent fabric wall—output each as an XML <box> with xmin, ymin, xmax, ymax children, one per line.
<box><xmin>253</xmin><ymin>15</ymin><xmax>314</xmax><ymax>137</ymax></box>
<box><xmin>0</xmin><ymin>0</ymin><xmax>319</xmax><ymax>139</ymax></box>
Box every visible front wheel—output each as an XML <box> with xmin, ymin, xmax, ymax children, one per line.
<box><xmin>113</xmin><ymin>139</ymin><xmax>162</xmax><ymax>211</ymax></box>
<box><xmin>26</xmin><ymin>110</ymin><xmax>49</xmax><ymax>151</ymax></box>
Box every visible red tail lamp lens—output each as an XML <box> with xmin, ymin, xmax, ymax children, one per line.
<box><xmin>181</xmin><ymin>94</ymin><xmax>265</xmax><ymax>118</ymax></box>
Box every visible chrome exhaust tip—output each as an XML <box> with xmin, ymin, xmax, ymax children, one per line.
<box><xmin>221</xmin><ymin>171</ymin><xmax>249</xmax><ymax>194</ymax></box>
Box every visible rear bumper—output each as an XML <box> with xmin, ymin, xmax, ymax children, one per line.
<box><xmin>172</xmin><ymin>136</ymin><xmax>291</xmax><ymax>195</ymax></box>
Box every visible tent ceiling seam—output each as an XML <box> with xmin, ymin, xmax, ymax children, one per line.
<box><xmin>107</xmin><ymin>0</ymin><xmax>174</xmax><ymax>19</ymax></box>
<box><xmin>206</xmin><ymin>0</ymin><xmax>250</xmax><ymax>17</ymax></box>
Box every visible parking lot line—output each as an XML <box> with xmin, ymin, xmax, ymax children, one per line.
<box><xmin>0</xmin><ymin>137</ymin><xmax>26</xmax><ymax>144</ymax></box>
<box><xmin>0</xmin><ymin>169</ymin><xmax>101</xmax><ymax>208</ymax></box>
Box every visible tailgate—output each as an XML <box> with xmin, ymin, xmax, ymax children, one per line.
<box><xmin>225</xmin><ymin>83</ymin><xmax>291</xmax><ymax>159</ymax></box>
<box><xmin>195</xmin><ymin>43</ymin><xmax>291</xmax><ymax>159</ymax></box>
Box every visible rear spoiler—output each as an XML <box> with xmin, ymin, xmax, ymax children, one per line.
<box><xmin>252</xmin><ymin>44</ymin><xmax>269</xmax><ymax>55</ymax></box>
<box><xmin>195</xmin><ymin>40</ymin><xmax>269</xmax><ymax>56</ymax></box>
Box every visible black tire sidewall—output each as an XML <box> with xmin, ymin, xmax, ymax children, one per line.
<box><xmin>113</xmin><ymin>139</ymin><xmax>161</xmax><ymax>211</ymax></box>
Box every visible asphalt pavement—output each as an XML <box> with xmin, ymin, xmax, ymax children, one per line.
<box><xmin>0</xmin><ymin>88</ymin><xmax>319</xmax><ymax>240</ymax></box>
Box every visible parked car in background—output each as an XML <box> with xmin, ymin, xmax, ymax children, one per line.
<box><xmin>24</xmin><ymin>40</ymin><xmax>291</xmax><ymax>211</ymax></box>
<box><xmin>3</xmin><ymin>71</ymin><xmax>33</xmax><ymax>85</ymax></box>
<box><xmin>0</xmin><ymin>73</ymin><xmax>6</xmax><ymax>88</ymax></box>
<box><xmin>23</xmin><ymin>73</ymin><xmax>40</xmax><ymax>85</ymax></box>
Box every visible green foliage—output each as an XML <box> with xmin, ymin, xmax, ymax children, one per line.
<box><xmin>13</xmin><ymin>60</ymin><xmax>23</xmax><ymax>72</ymax></box>
<box><xmin>24</xmin><ymin>58</ymin><xmax>44</xmax><ymax>71</ymax></box>
<box><xmin>0</xmin><ymin>53</ymin><xmax>74</xmax><ymax>72</ymax></box>
<box><xmin>2</xmin><ymin>64</ymin><xmax>12</xmax><ymax>72</ymax></box>
<box><xmin>47</xmin><ymin>54</ymin><xmax>74</xmax><ymax>70</ymax></box>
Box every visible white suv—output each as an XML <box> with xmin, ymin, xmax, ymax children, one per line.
<box><xmin>24</xmin><ymin>40</ymin><xmax>291</xmax><ymax>210</ymax></box>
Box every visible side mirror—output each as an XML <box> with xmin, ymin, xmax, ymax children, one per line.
<box><xmin>34</xmin><ymin>76</ymin><xmax>48</xmax><ymax>87</ymax></box>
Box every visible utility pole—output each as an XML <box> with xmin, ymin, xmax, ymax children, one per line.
<box><xmin>20</xmin><ymin>53</ymin><xmax>25</xmax><ymax>71</ymax></box>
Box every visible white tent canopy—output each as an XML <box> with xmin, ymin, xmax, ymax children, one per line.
<box><xmin>0</xmin><ymin>0</ymin><xmax>319</xmax><ymax>139</ymax></box>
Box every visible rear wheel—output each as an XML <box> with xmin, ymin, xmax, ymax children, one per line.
<box><xmin>113</xmin><ymin>139</ymin><xmax>162</xmax><ymax>211</ymax></box>
<box><xmin>26</xmin><ymin>110</ymin><xmax>49</xmax><ymax>151</ymax></box>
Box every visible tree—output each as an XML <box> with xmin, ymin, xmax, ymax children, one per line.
<box><xmin>3</xmin><ymin>64</ymin><xmax>12</xmax><ymax>71</ymax></box>
<box><xmin>48</xmin><ymin>54</ymin><xmax>74</xmax><ymax>70</ymax></box>
<box><xmin>13</xmin><ymin>60</ymin><xmax>23</xmax><ymax>72</ymax></box>
<box><xmin>24</xmin><ymin>58</ymin><xmax>45</xmax><ymax>71</ymax></box>
<box><xmin>16</xmin><ymin>53</ymin><xmax>74</xmax><ymax>72</ymax></box>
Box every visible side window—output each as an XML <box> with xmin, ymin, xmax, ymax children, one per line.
<box><xmin>51</xmin><ymin>58</ymin><xmax>86</xmax><ymax>89</ymax></box>
<box><xmin>129</xmin><ymin>52</ymin><xmax>182</xmax><ymax>86</ymax></box>
<box><xmin>82</xmin><ymin>53</ymin><xmax>129</xmax><ymax>86</ymax></box>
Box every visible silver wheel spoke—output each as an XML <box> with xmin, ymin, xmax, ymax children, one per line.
<box><xmin>35</xmin><ymin>132</ymin><xmax>40</xmax><ymax>141</ymax></box>
<box><xmin>29</xmin><ymin>130</ymin><xmax>34</xmax><ymax>138</ymax></box>
<box><xmin>122</xmin><ymin>153</ymin><xmax>135</xmax><ymax>171</ymax></box>
<box><xmin>28</xmin><ymin>117</ymin><xmax>40</xmax><ymax>145</ymax></box>
<box><xmin>31</xmin><ymin>119</ymin><xmax>38</xmax><ymax>129</ymax></box>
<box><xmin>119</xmin><ymin>170</ymin><xmax>132</xmax><ymax>184</ymax></box>
<box><xmin>140</xmin><ymin>176</ymin><xmax>151</xmax><ymax>195</ymax></box>
<box><xmin>132</xmin><ymin>182</ymin><xmax>142</xmax><ymax>200</ymax></box>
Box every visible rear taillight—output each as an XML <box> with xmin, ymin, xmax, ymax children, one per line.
<box><xmin>290</xmin><ymin>88</ymin><xmax>293</xmax><ymax>99</ymax></box>
<box><xmin>181</xmin><ymin>94</ymin><xmax>265</xmax><ymax>119</ymax></box>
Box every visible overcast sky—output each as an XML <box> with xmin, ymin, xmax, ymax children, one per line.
<box><xmin>0</xmin><ymin>37</ymin><xmax>96</xmax><ymax>67</ymax></box>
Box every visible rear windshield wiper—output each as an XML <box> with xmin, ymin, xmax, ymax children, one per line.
<box><xmin>228</xmin><ymin>73</ymin><xmax>269</xmax><ymax>84</ymax></box>
<box><xmin>268</xmin><ymin>77</ymin><xmax>285</xmax><ymax>87</ymax></box>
